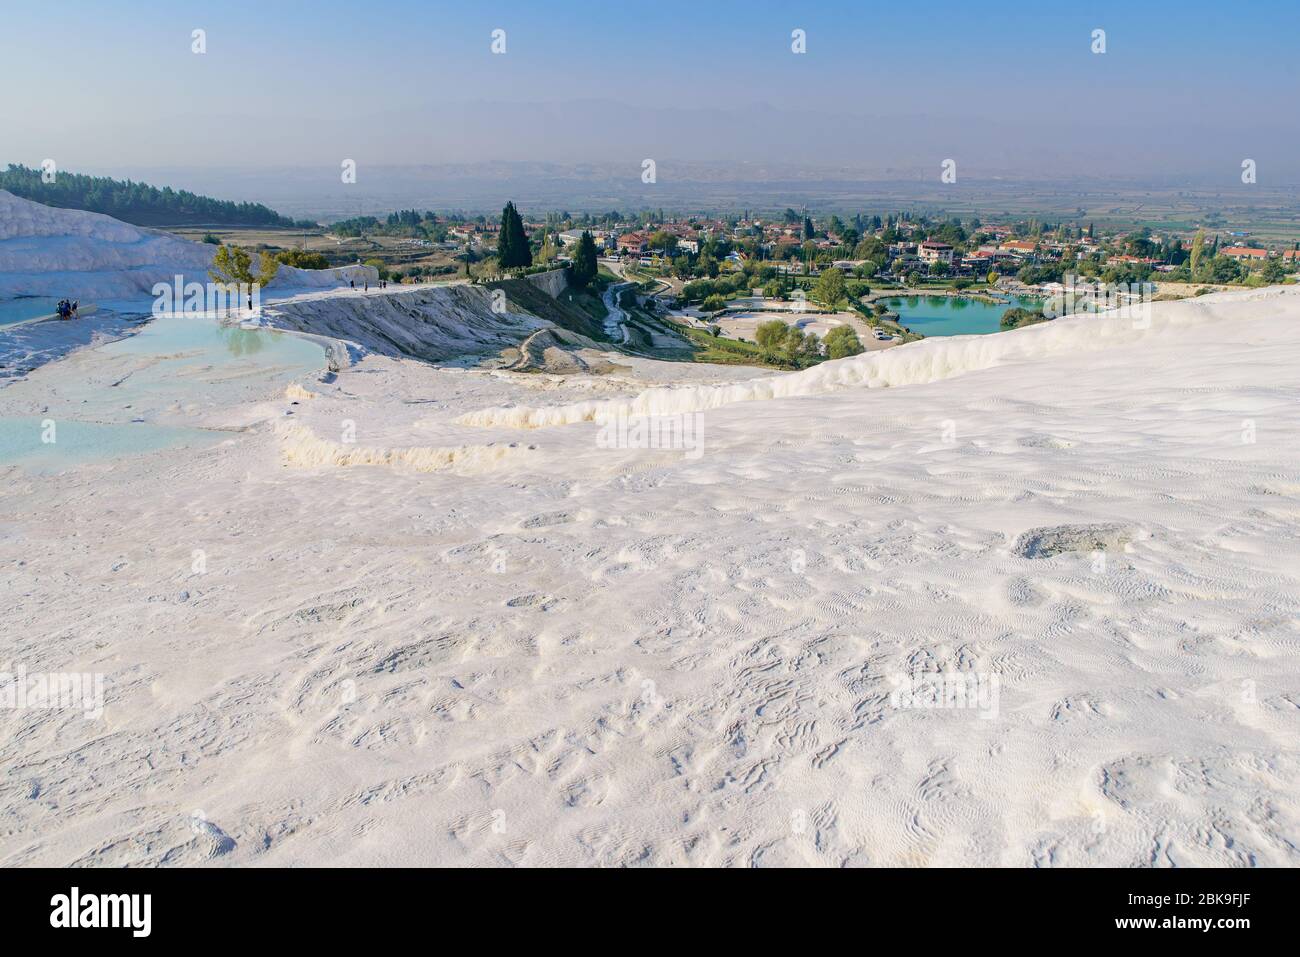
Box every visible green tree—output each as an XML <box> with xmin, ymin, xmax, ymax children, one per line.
<box><xmin>647</xmin><ymin>230</ymin><xmax>678</xmax><ymax>255</ymax></box>
<box><xmin>537</xmin><ymin>232</ymin><xmax>557</xmax><ymax>264</ymax></box>
<box><xmin>570</xmin><ymin>231</ymin><xmax>598</xmax><ymax>287</ymax></box>
<box><xmin>813</xmin><ymin>267</ymin><xmax>848</xmax><ymax>311</ymax></box>
<box><xmin>498</xmin><ymin>201</ymin><xmax>532</xmax><ymax>271</ymax></box>
<box><xmin>756</xmin><ymin>319</ymin><xmax>790</xmax><ymax>350</ymax></box>
<box><xmin>1000</xmin><ymin>306</ymin><xmax>1047</xmax><ymax>330</ymax></box>
<box><xmin>1208</xmin><ymin>255</ymin><xmax>1243</xmax><ymax>283</ymax></box>
<box><xmin>824</xmin><ymin>325</ymin><xmax>864</xmax><ymax>359</ymax></box>
<box><xmin>795</xmin><ymin>329</ymin><xmax>822</xmax><ymax>361</ymax></box>
<box><xmin>276</xmin><ymin>249</ymin><xmax>330</xmax><ymax>270</ymax></box>
<box><xmin>210</xmin><ymin>244</ymin><xmax>279</xmax><ymax>291</ymax></box>
<box><xmin>497</xmin><ymin>208</ymin><xmax>514</xmax><ymax>268</ymax></box>
<box><xmin>1189</xmin><ymin>229</ymin><xmax>1206</xmax><ymax>280</ymax></box>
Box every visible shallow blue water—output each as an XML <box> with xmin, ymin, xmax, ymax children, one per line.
<box><xmin>0</xmin><ymin>316</ymin><xmax>324</xmax><ymax>469</ymax></box>
<box><xmin>0</xmin><ymin>298</ymin><xmax>60</xmax><ymax>327</ymax></box>
<box><xmin>52</xmin><ymin>316</ymin><xmax>324</xmax><ymax>409</ymax></box>
<box><xmin>0</xmin><ymin>417</ymin><xmax>221</xmax><ymax>472</ymax></box>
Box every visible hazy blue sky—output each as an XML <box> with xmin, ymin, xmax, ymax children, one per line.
<box><xmin>4</xmin><ymin>0</ymin><xmax>1299</xmax><ymax>182</ymax></box>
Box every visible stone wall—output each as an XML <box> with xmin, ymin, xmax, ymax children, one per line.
<box><xmin>524</xmin><ymin>267</ymin><xmax>570</xmax><ymax>298</ymax></box>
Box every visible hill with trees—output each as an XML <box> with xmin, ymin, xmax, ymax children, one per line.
<box><xmin>328</xmin><ymin>210</ymin><xmax>450</xmax><ymax>240</ymax></box>
<box><xmin>0</xmin><ymin>164</ymin><xmax>312</xmax><ymax>228</ymax></box>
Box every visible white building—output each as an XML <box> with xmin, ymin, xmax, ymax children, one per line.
<box><xmin>918</xmin><ymin>241</ymin><xmax>955</xmax><ymax>265</ymax></box>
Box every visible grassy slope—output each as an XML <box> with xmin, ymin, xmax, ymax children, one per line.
<box><xmin>488</xmin><ymin>278</ymin><xmax>607</xmax><ymax>341</ymax></box>
<box><xmin>556</xmin><ymin>286</ymin><xmax>610</xmax><ymax>331</ymax></box>
<box><xmin>491</xmin><ymin>275</ymin><xmax>801</xmax><ymax>370</ymax></box>
<box><xmin>639</xmin><ymin>311</ymin><xmax>794</xmax><ymax>369</ymax></box>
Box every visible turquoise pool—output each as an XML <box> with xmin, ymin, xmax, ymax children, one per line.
<box><xmin>49</xmin><ymin>316</ymin><xmax>326</xmax><ymax>410</ymax></box>
<box><xmin>883</xmin><ymin>295</ymin><xmax>1042</xmax><ymax>336</ymax></box>
<box><xmin>0</xmin><ymin>316</ymin><xmax>325</xmax><ymax>469</ymax></box>
<box><xmin>0</xmin><ymin>417</ymin><xmax>222</xmax><ymax>472</ymax></box>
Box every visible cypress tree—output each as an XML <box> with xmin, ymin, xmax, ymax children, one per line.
<box><xmin>498</xmin><ymin>201</ymin><xmax>532</xmax><ymax>271</ymax></box>
<box><xmin>572</xmin><ymin>231</ymin><xmax>598</xmax><ymax>288</ymax></box>
<box><xmin>497</xmin><ymin>202</ymin><xmax>514</xmax><ymax>270</ymax></box>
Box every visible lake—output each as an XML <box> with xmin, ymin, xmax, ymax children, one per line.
<box><xmin>883</xmin><ymin>295</ymin><xmax>1041</xmax><ymax>337</ymax></box>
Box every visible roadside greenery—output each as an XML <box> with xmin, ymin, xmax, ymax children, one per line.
<box><xmin>755</xmin><ymin>319</ymin><xmax>823</xmax><ymax>367</ymax></box>
<box><xmin>999</xmin><ymin>306</ymin><xmax>1048</xmax><ymax>330</ymax></box>
<box><xmin>276</xmin><ymin>249</ymin><xmax>331</xmax><ymax>270</ymax></box>
<box><xmin>824</xmin><ymin>325</ymin><xmax>864</xmax><ymax>358</ymax></box>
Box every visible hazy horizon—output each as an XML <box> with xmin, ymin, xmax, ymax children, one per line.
<box><xmin>7</xmin><ymin>158</ymin><xmax>1297</xmax><ymax>224</ymax></box>
<box><xmin>5</xmin><ymin>0</ymin><xmax>1300</xmax><ymax>208</ymax></box>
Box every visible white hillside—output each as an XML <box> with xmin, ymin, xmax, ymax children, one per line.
<box><xmin>0</xmin><ymin>190</ymin><xmax>373</xmax><ymax>300</ymax></box>
<box><xmin>264</xmin><ymin>284</ymin><xmax>553</xmax><ymax>363</ymax></box>
<box><xmin>0</xmin><ymin>189</ymin><xmax>212</xmax><ymax>298</ymax></box>
<box><xmin>459</xmin><ymin>287</ymin><xmax>1287</xmax><ymax>429</ymax></box>
<box><xmin>2</xmin><ymin>286</ymin><xmax>1300</xmax><ymax>868</ymax></box>
<box><xmin>1</xmin><ymin>286</ymin><xmax>1299</xmax><ymax>866</ymax></box>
